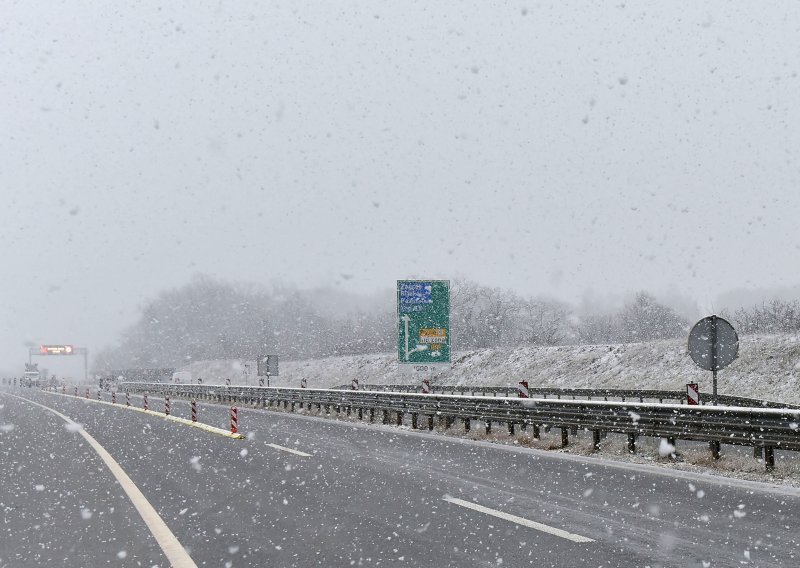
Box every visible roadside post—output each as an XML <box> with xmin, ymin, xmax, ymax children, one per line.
<box><xmin>686</xmin><ymin>383</ymin><xmax>699</xmax><ymax>405</ymax></box>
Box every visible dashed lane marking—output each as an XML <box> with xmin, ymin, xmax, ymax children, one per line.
<box><xmin>266</xmin><ymin>443</ymin><xmax>312</xmax><ymax>457</ymax></box>
<box><xmin>443</xmin><ymin>496</ymin><xmax>595</xmax><ymax>544</ymax></box>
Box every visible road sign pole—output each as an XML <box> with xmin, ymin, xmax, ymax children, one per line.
<box><xmin>712</xmin><ymin>369</ymin><xmax>718</xmax><ymax>406</ymax></box>
<box><xmin>710</xmin><ymin>315</ymin><xmax>718</xmax><ymax>406</ymax></box>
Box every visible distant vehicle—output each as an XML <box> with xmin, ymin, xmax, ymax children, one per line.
<box><xmin>172</xmin><ymin>371</ymin><xmax>192</xmax><ymax>384</ymax></box>
<box><xmin>23</xmin><ymin>370</ymin><xmax>40</xmax><ymax>387</ymax></box>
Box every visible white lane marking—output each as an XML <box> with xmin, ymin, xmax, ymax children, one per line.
<box><xmin>442</xmin><ymin>496</ymin><xmax>594</xmax><ymax>544</ymax></box>
<box><xmin>7</xmin><ymin>394</ymin><xmax>198</xmax><ymax>567</ymax></box>
<box><xmin>266</xmin><ymin>443</ymin><xmax>312</xmax><ymax>457</ymax></box>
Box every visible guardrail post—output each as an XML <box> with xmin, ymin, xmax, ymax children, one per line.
<box><xmin>428</xmin><ymin>415</ymin><xmax>434</xmax><ymax>430</ymax></box>
<box><xmin>464</xmin><ymin>418</ymin><xmax>471</xmax><ymax>432</ymax></box>
<box><xmin>754</xmin><ymin>446</ymin><xmax>763</xmax><ymax>460</ymax></box>
<box><xmin>485</xmin><ymin>420</ymin><xmax>492</xmax><ymax>435</ymax></box>
<box><xmin>411</xmin><ymin>413</ymin><xmax>418</xmax><ymax>429</ymax></box>
<box><xmin>532</xmin><ymin>424</ymin><xmax>540</xmax><ymax>439</ymax></box>
<box><xmin>357</xmin><ymin>407</ymin><xmax>363</xmax><ymax>420</ymax></box>
<box><xmin>709</xmin><ymin>440</ymin><xmax>721</xmax><ymax>459</ymax></box>
<box><xmin>396</xmin><ymin>411</ymin><xmax>403</xmax><ymax>426</ymax></box>
<box><xmin>369</xmin><ymin>408</ymin><xmax>375</xmax><ymax>422</ymax></box>
<box><xmin>561</xmin><ymin>428</ymin><xmax>569</xmax><ymax>447</ymax></box>
<box><xmin>290</xmin><ymin>402</ymin><xmax>295</xmax><ymax>413</ymax></box>
<box><xmin>592</xmin><ymin>430</ymin><xmax>601</xmax><ymax>452</ymax></box>
<box><xmin>627</xmin><ymin>433</ymin><xmax>636</xmax><ymax>454</ymax></box>
<box><xmin>382</xmin><ymin>409</ymin><xmax>389</xmax><ymax>424</ymax></box>
<box><xmin>764</xmin><ymin>446</ymin><xmax>775</xmax><ymax>472</ymax></box>
<box><xmin>570</xmin><ymin>425</ymin><xmax>578</xmax><ymax>436</ymax></box>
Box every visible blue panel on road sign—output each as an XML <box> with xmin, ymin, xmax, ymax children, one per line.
<box><xmin>399</xmin><ymin>282</ymin><xmax>433</xmax><ymax>310</ymax></box>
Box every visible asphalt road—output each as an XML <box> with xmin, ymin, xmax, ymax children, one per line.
<box><xmin>2</xmin><ymin>387</ymin><xmax>799</xmax><ymax>567</ymax></box>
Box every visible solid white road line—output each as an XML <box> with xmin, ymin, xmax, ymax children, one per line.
<box><xmin>266</xmin><ymin>443</ymin><xmax>312</xmax><ymax>457</ymax></box>
<box><xmin>7</xmin><ymin>394</ymin><xmax>198</xmax><ymax>568</ymax></box>
<box><xmin>442</xmin><ymin>496</ymin><xmax>595</xmax><ymax>544</ymax></box>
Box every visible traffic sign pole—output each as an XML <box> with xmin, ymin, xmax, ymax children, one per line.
<box><xmin>711</xmin><ymin>315</ymin><xmax>718</xmax><ymax>406</ymax></box>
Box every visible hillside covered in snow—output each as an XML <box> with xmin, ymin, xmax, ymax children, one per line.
<box><xmin>178</xmin><ymin>334</ymin><xmax>800</xmax><ymax>405</ymax></box>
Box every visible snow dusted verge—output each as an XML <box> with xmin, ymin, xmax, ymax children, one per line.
<box><xmin>178</xmin><ymin>333</ymin><xmax>800</xmax><ymax>405</ymax></box>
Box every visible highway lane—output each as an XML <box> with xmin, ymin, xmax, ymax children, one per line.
<box><xmin>4</xmin><ymin>388</ymin><xmax>800</xmax><ymax>567</ymax></box>
<box><xmin>0</xmin><ymin>393</ymin><xmax>168</xmax><ymax>567</ymax></box>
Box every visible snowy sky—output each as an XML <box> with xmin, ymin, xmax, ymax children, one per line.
<box><xmin>2</xmin><ymin>1</ymin><xmax>800</xmax><ymax>373</ymax></box>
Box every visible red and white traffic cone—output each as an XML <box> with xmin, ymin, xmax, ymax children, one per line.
<box><xmin>165</xmin><ymin>395</ymin><xmax>171</xmax><ymax>416</ymax></box>
<box><xmin>126</xmin><ymin>392</ymin><xmax>130</xmax><ymax>406</ymax></box>
<box><xmin>112</xmin><ymin>391</ymin><xmax>116</xmax><ymax>404</ymax></box>
<box><xmin>143</xmin><ymin>393</ymin><xmax>149</xmax><ymax>411</ymax></box>
<box><xmin>230</xmin><ymin>406</ymin><xmax>238</xmax><ymax>434</ymax></box>
<box><xmin>191</xmin><ymin>400</ymin><xmax>197</xmax><ymax>422</ymax></box>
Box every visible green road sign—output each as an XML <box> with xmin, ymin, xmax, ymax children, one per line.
<box><xmin>397</xmin><ymin>280</ymin><xmax>450</xmax><ymax>372</ymax></box>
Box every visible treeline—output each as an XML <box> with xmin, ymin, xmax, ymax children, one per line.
<box><xmin>724</xmin><ymin>299</ymin><xmax>800</xmax><ymax>335</ymax></box>
<box><xmin>95</xmin><ymin>276</ymin><xmax>700</xmax><ymax>370</ymax></box>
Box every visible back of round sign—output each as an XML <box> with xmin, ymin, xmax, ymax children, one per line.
<box><xmin>687</xmin><ymin>315</ymin><xmax>739</xmax><ymax>371</ymax></box>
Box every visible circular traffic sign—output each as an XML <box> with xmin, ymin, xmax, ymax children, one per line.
<box><xmin>687</xmin><ymin>316</ymin><xmax>739</xmax><ymax>371</ymax></box>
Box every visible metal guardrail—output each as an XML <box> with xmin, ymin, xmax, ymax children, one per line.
<box><xmin>331</xmin><ymin>384</ymin><xmax>800</xmax><ymax>410</ymax></box>
<box><xmin>121</xmin><ymin>382</ymin><xmax>800</xmax><ymax>470</ymax></box>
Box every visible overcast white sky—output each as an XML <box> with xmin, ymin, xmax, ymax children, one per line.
<box><xmin>2</xmin><ymin>2</ymin><xmax>799</xmax><ymax>375</ymax></box>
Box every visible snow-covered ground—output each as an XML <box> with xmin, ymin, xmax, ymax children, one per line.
<box><xmin>177</xmin><ymin>333</ymin><xmax>800</xmax><ymax>405</ymax></box>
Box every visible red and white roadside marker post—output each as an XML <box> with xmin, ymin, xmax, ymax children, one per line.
<box><xmin>686</xmin><ymin>383</ymin><xmax>700</xmax><ymax>405</ymax></box>
<box><xmin>74</xmin><ymin>386</ymin><xmax>78</xmax><ymax>397</ymax></box>
<box><xmin>62</xmin><ymin>385</ymin><xmax>66</xmax><ymax>395</ymax></box>
<box><xmin>126</xmin><ymin>392</ymin><xmax>130</xmax><ymax>406</ymax></box>
<box><xmin>143</xmin><ymin>393</ymin><xmax>149</xmax><ymax>411</ymax></box>
<box><xmin>111</xmin><ymin>391</ymin><xmax>116</xmax><ymax>404</ymax></box>
<box><xmin>225</xmin><ymin>378</ymin><xmax>231</xmax><ymax>386</ymax></box>
<box><xmin>165</xmin><ymin>395</ymin><xmax>171</xmax><ymax>416</ymax></box>
<box><xmin>191</xmin><ymin>400</ymin><xmax>197</xmax><ymax>422</ymax></box>
<box><xmin>97</xmin><ymin>390</ymin><xmax>101</xmax><ymax>401</ymax></box>
<box><xmin>351</xmin><ymin>378</ymin><xmax>359</xmax><ymax>390</ymax></box>
<box><xmin>85</xmin><ymin>388</ymin><xmax>89</xmax><ymax>399</ymax></box>
<box><xmin>517</xmin><ymin>381</ymin><xmax>529</xmax><ymax>398</ymax></box>
<box><xmin>230</xmin><ymin>406</ymin><xmax>238</xmax><ymax>434</ymax></box>
<box><xmin>421</xmin><ymin>378</ymin><xmax>431</xmax><ymax>394</ymax></box>
<box><xmin>301</xmin><ymin>378</ymin><xmax>307</xmax><ymax>389</ymax></box>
